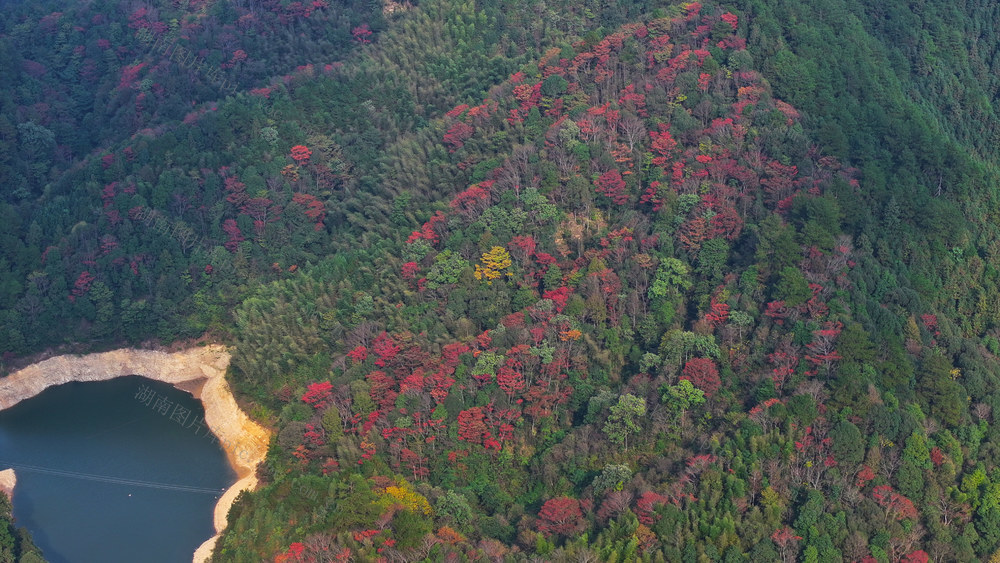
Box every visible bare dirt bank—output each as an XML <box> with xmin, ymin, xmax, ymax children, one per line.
<box><xmin>0</xmin><ymin>345</ymin><xmax>271</xmax><ymax>563</ymax></box>
<box><xmin>0</xmin><ymin>468</ymin><xmax>14</xmax><ymax>500</ymax></box>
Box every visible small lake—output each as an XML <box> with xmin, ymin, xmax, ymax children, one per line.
<box><xmin>0</xmin><ymin>376</ymin><xmax>236</xmax><ymax>563</ymax></box>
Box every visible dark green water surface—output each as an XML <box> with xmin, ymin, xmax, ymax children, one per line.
<box><xmin>0</xmin><ymin>376</ymin><xmax>236</xmax><ymax>563</ymax></box>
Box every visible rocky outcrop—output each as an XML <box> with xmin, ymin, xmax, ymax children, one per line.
<box><xmin>0</xmin><ymin>345</ymin><xmax>271</xmax><ymax>563</ymax></box>
<box><xmin>0</xmin><ymin>469</ymin><xmax>14</xmax><ymax>501</ymax></box>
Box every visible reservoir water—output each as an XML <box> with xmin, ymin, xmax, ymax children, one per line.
<box><xmin>0</xmin><ymin>376</ymin><xmax>236</xmax><ymax>563</ymax></box>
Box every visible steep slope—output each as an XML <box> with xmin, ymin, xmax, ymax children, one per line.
<box><xmin>0</xmin><ymin>0</ymin><xmax>384</xmax><ymax>183</ymax></box>
<box><xmin>0</xmin><ymin>0</ymin><xmax>387</xmax><ymax>359</ymax></box>
<box><xmin>215</xmin><ymin>5</ymin><xmax>986</xmax><ymax>560</ymax></box>
<box><xmin>4</xmin><ymin>0</ymin><xmax>1000</xmax><ymax>560</ymax></box>
<box><xmin>738</xmin><ymin>0</ymin><xmax>1000</xmax><ymax>352</ymax></box>
<box><xmin>0</xmin><ymin>0</ymin><xmax>659</xmax><ymax>363</ymax></box>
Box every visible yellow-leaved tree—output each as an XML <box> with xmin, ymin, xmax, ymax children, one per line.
<box><xmin>474</xmin><ymin>246</ymin><xmax>512</xmax><ymax>284</ymax></box>
<box><xmin>377</xmin><ymin>479</ymin><xmax>433</xmax><ymax>515</ymax></box>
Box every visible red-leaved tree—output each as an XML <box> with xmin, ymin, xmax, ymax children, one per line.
<box><xmin>290</xmin><ymin>145</ymin><xmax>312</xmax><ymax>164</ymax></box>
<box><xmin>771</xmin><ymin>527</ymin><xmax>802</xmax><ymax>563</ymax></box>
<box><xmin>634</xmin><ymin>491</ymin><xmax>667</xmax><ymax>525</ymax></box>
<box><xmin>69</xmin><ymin>271</ymin><xmax>96</xmax><ymax>302</ymax></box>
<box><xmin>900</xmin><ymin>550</ymin><xmax>929</xmax><ymax>563</ymax></box>
<box><xmin>224</xmin><ymin>176</ymin><xmax>248</xmax><ymax>207</ymax></box>
<box><xmin>222</xmin><ymin>219</ymin><xmax>245</xmax><ymax>252</ymax></box>
<box><xmin>649</xmin><ymin>126</ymin><xmax>678</xmax><ymax>166</ymax></box>
<box><xmin>457</xmin><ymin>407</ymin><xmax>490</xmax><ymax>445</ymax></box>
<box><xmin>401</xmin><ymin>261</ymin><xmax>420</xmax><ymax>280</ymax></box>
<box><xmin>705</xmin><ymin>298</ymin><xmax>730</xmax><ymax>327</ymax></box>
<box><xmin>594</xmin><ymin>169</ymin><xmax>629</xmax><ymax>205</ymax></box>
<box><xmin>443</xmin><ymin>122</ymin><xmax>475</xmax><ymax>152</ymax></box>
<box><xmin>301</xmin><ymin>381</ymin><xmax>334</xmax><ymax>409</ymax></box>
<box><xmin>537</xmin><ymin>497</ymin><xmax>585</xmax><ymax>536</ymax></box>
<box><xmin>274</xmin><ymin>542</ymin><xmax>305</xmax><ymax>563</ymax></box>
<box><xmin>805</xmin><ymin>321</ymin><xmax>842</xmax><ymax>378</ymax></box>
<box><xmin>449</xmin><ymin>184</ymin><xmax>491</xmax><ymax>219</ymax></box>
<box><xmin>680</xmin><ymin>358</ymin><xmax>721</xmax><ymax>396</ymax></box>
<box><xmin>497</xmin><ymin>360</ymin><xmax>526</xmax><ymax>399</ymax></box>
<box><xmin>291</xmin><ymin>193</ymin><xmax>326</xmax><ymax>230</ymax></box>
<box><xmin>352</xmin><ymin>24</ymin><xmax>372</xmax><ymax>43</ymax></box>
<box><xmin>347</xmin><ymin>346</ymin><xmax>368</xmax><ymax>363</ymax></box>
<box><xmin>372</xmin><ymin>332</ymin><xmax>401</xmax><ymax>367</ymax></box>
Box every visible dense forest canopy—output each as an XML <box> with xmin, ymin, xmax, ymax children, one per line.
<box><xmin>3</xmin><ymin>0</ymin><xmax>1000</xmax><ymax>561</ymax></box>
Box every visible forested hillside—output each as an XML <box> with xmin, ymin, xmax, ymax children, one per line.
<box><xmin>4</xmin><ymin>0</ymin><xmax>1000</xmax><ymax>561</ymax></box>
<box><xmin>0</xmin><ymin>493</ymin><xmax>42</xmax><ymax>563</ymax></box>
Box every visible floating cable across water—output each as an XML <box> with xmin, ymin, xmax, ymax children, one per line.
<box><xmin>0</xmin><ymin>460</ymin><xmax>225</xmax><ymax>495</ymax></box>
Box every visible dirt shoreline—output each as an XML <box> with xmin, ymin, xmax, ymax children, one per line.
<box><xmin>0</xmin><ymin>468</ymin><xmax>14</xmax><ymax>501</ymax></box>
<box><xmin>0</xmin><ymin>345</ymin><xmax>271</xmax><ymax>563</ymax></box>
